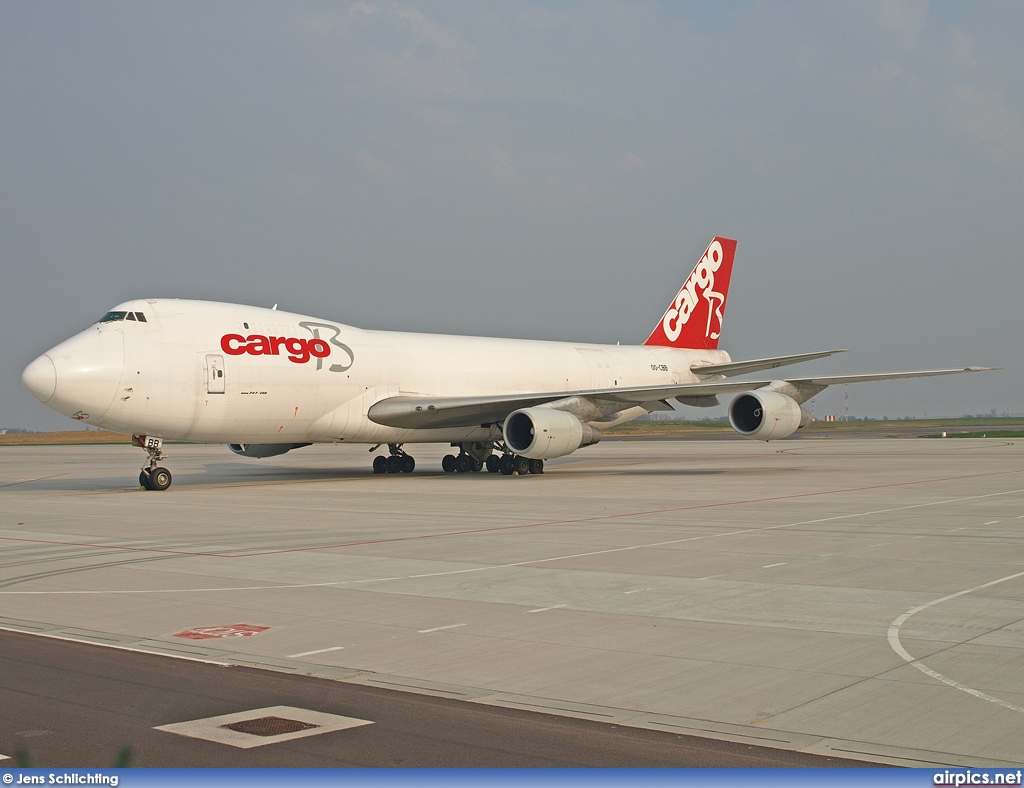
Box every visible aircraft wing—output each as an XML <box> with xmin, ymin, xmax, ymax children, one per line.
<box><xmin>367</xmin><ymin>366</ymin><xmax>997</xmax><ymax>430</ymax></box>
<box><xmin>368</xmin><ymin>393</ymin><xmax>580</xmax><ymax>431</ymax></box>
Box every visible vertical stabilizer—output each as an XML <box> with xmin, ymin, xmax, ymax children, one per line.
<box><xmin>644</xmin><ymin>237</ymin><xmax>736</xmax><ymax>350</ymax></box>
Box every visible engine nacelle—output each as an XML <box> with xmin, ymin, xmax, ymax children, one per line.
<box><xmin>503</xmin><ymin>407</ymin><xmax>601</xmax><ymax>460</ymax></box>
<box><xmin>728</xmin><ymin>391</ymin><xmax>811</xmax><ymax>441</ymax></box>
<box><xmin>228</xmin><ymin>442</ymin><xmax>311</xmax><ymax>459</ymax></box>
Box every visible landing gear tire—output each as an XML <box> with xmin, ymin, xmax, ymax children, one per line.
<box><xmin>512</xmin><ymin>456</ymin><xmax>531</xmax><ymax>475</ymax></box>
<box><xmin>529</xmin><ymin>459</ymin><xmax>544</xmax><ymax>475</ymax></box>
<box><xmin>485</xmin><ymin>455</ymin><xmax>500</xmax><ymax>473</ymax></box>
<box><xmin>499</xmin><ymin>455</ymin><xmax>514</xmax><ymax>475</ymax></box>
<box><xmin>139</xmin><ymin>471</ymin><xmax>150</xmax><ymax>489</ymax></box>
<box><xmin>442</xmin><ymin>454</ymin><xmax>457</xmax><ymax>473</ymax></box>
<box><xmin>385</xmin><ymin>455</ymin><xmax>402</xmax><ymax>474</ymax></box>
<box><xmin>148</xmin><ymin>467</ymin><xmax>172</xmax><ymax>491</ymax></box>
<box><xmin>373</xmin><ymin>455</ymin><xmax>388</xmax><ymax>474</ymax></box>
<box><xmin>470</xmin><ymin>458</ymin><xmax>483</xmax><ymax>472</ymax></box>
<box><xmin>455</xmin><ymin>454</ymin><xmax>472</xmax><ymax>473</ymax></box>
<box><xmin>401</xmin><ymin>454</ymin><xmax>415</xmax><ymax>473</ymax></box>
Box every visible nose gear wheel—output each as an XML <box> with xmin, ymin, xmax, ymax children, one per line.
<box><xmin>136</xmin><ymin>435</ymin><xmax>173</xmax><ymax>491</ymax></box>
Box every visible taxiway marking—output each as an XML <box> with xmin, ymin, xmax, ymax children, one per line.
<box><xmin>527</xmin><ymin>605</ymin><xmax>566</xmax><ymax>613</ymax></box>
<box><xmin>762</xmin><ymin>563</ymin><xmax>787</xmax><ymax>568</ymax></box>
<box><xmin>887</xmin><ymin>569</ymin><xmax>1024</xmax><ymax>715</ymax></box>
<box><xmin>418</xmin><ymin>624</ymin><xmax>466</xmax><ymax>634</ymax></box>
<box><xmin>287</xmin><ymin>646</ymin><xmax>345</xmax><ymax>658</ymax></box>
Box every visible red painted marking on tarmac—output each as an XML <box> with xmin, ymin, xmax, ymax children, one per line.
<box><xmin>0</xmin><ymin>473</ymin><xmax>70</xmax><ymax>489</ymax></box>
<box><xmin>174</xmin><ymin>624</ymin><xmax>269</xmax><ymax>640</ymax></box>
<box><xmin>2</xmin><ymin>467</ymin><xmax>1023</xmax><ymax>560</ymax></box>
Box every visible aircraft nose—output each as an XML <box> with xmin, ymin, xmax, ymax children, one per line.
<box><xmin>24</xmin><ymin>328</ymin><xmax>125</xmax><ymax>423</ymax></box>
<box><xmin>22</xmin><ymin>354</ymin><xmax>57</xmax><ymax>403</ymax></box>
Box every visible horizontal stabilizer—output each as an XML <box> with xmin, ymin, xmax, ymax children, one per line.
<box><xmin>690</xmin><ymin>349</ymin><xmax>848</xmax><ymax>380</ymax></box>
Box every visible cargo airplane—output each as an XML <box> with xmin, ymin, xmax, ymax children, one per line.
<box><xmin>22</xmin><ymin>237</ymin><xmax>993</xmax><ymax>489</ymax></box>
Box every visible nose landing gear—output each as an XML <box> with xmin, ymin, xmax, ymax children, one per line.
<box><xmin>134</xmin><ymin>435</ymin><xmax>173</xmax><ymax>491</ymax></box>
<box><xmin>141</xmin><ymin>466</ymin><xmax>172</xmax><ymax>491</ymax></box>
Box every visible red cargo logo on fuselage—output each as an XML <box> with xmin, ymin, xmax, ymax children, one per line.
<box><xmin>220</xmin><ymin>334</ymin><xmax>331</xmax><ymax>364</ymax></box>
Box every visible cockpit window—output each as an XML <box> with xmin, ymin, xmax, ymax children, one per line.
<box><xmin>98</xmin><ymin>311</ymin><xmax>147</xmax><ymax>323</ymax></box>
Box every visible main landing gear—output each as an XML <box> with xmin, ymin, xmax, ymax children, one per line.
<box><xmin>372</xmin><ymin>444</ymin><xmax>416</xmax><ymax>474</ymax></box>
<box><xmin>135</xmin><ymin>435</ymin><xmax>172</xmax><ymax>491</ymax></box>
<box><xmin>494</xmin><ymin>454</ymin><xmax>544</xmax><ymax>476</ymax></box>
<box><xmin>369</xmin><ymin>441</ymin><xmax>545</xmax><ymax>477</ymax></box>
<box><xmin>442</xmin><ymin>442</ymin><xmax>544</xmax><ymax>476</ymax></box>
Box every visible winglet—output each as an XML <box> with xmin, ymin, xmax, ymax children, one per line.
<box><xmin>645</xmin><ymin>237</ymin><xmax>737</xmax><ymax>350</ymax></box>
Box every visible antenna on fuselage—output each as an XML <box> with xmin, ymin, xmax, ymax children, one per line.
<box><xmin>271</xmin><ymin>304</ymin><xmax>278</xmax><ymax>310</ymax></box>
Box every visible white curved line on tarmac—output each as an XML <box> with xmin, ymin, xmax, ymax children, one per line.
<box><xmin>887</xmin><ymin>570</ymin><xmax>1024</xmax><ymax>714</ymax></box>
<box><xmin>3</xmin><ymin>488</ymin><xmax>1023</xmax><ymax>597</ymax></box>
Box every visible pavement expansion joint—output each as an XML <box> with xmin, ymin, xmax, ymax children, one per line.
<box><xmin>0</xmin><ymin>617</ymin><xmax>49</xmax><ymax>633</ymax></box>
<box><xmin>357</xmin><ymin>674</ymin><xmax>489</xmax><ymax>699</ymax></box>
<box><xmin>808</xmin><ymin>740</ymin><xmax>1024</xmax><ymax>769</ymax></box>
<box><xmin>55</xmin><ymin>627</ymin><xmax>132</xmax><ymax>644</ymax></box>
<box><xmin>154</xmin><ymin>705</ymin><xmax>373</xmax><ymax>749</ymax></box>
<box><xmin>496</xmin><ymin>699</ymin><xmax>619</xmax><ymax>719</ymax></box>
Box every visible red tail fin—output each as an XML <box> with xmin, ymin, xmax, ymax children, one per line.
<box><xmin>644</xmin><ymin>237</ymin><xmax>736</xmax><ymax>350</ymax></box>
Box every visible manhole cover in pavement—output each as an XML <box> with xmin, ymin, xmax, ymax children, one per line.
<box><xmin>221</xmin><ymin>716</ymin><xmax>320</xmax><ymax>737</ymax></box>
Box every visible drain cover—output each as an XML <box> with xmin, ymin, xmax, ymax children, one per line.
<box><xmin>222</xmin><ymin>716</ymin><xmax>320</xmax><ymax>737</ymax></box>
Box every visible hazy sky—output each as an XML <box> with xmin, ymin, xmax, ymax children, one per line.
<box><xmin>3</xmin><ymin>1</ymin><xmax>1021</xmax><ymax>430</ymax></box>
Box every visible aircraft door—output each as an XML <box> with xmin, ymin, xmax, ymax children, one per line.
<box><xmin>205</xmin><ymin>354</ymin><xmax>226</xmax><ymax>394</ymax></box>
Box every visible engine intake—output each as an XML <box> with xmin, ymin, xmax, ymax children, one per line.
<box><xmin>503</xmin><ymin>407</ymin><xmax>600</xmax><ymax>459</ymax></box>
<box><xmin>728</xmin><ymin>390</ymin><xmax>810</xmax><ymax>441</ymax></box>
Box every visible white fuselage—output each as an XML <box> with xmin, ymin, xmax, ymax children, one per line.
<box><xmin>29</xmin><ymin>299</ymin><xmax>730</xmax><ymax>445</ymax></box>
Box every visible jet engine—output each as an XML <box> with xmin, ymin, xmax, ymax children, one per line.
<box><xmin>503</xmin><ymin>408</ymin><xmax>601</xmax><ymax>459</ymax></box>
<box><xmin>728</xmin><ymin>390</ymin><xmax>811</xmax><ymax>441</ymax></box>
<box><xmin>228</xmin><ymin>442</ymin><xmax>311</xmax><ymax>459</ymax></box>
